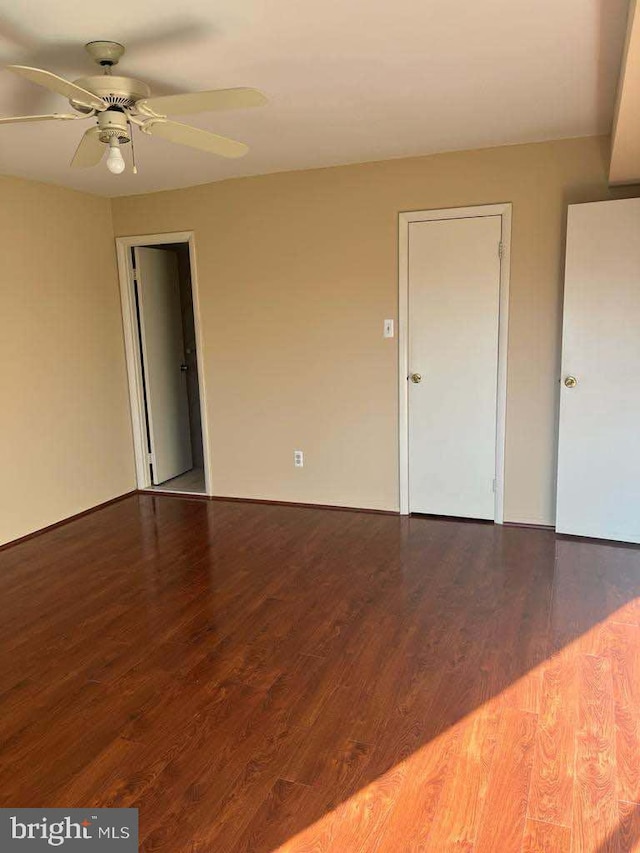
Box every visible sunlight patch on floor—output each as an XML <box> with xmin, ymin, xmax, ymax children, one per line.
<box><xmin>270</xmin><ymin>602</ymin><xmax>640</xmax><ymax>852</ymax></box>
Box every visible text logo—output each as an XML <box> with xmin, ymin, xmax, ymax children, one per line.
<box><xmin>0</xmin><ymin>809</ymin><xmax>138</xmax><ymax>851</ymax></box>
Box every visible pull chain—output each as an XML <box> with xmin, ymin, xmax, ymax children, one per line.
<box><xmin>128</xmin><ymin>119</ymin><xmax>138</xmax><ymax>175</ymax></box>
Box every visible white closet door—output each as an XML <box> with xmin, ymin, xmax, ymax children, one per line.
<box><xmin>408</xmin><ymin>215</ymin><xmax>502</xmax><ymax>519</ymax></box>
<box><xmin>135</xmin><ymin>247</ymin><xmax>193</xmax><ymax>485</ymax></box>
<box><xmin>556</xmin><ymin>198</ymin><xmax>640</xmax><ymax>543</ymax></box>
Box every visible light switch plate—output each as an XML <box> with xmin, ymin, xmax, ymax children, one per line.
<box><xmin>383</xmin><ymin>319</ymin><xmax>394</xmax><ymax>338</ymax></box>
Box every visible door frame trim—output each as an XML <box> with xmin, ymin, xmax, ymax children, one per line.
<box><xmin>115</xmin><ymin>231</ymin><xmax>213</xmax><ymax>496</ymax></box>
<box><xmin>398</xmin><ymin>203</ymin><xmax>512</xmax><ymax>521</ymax></box>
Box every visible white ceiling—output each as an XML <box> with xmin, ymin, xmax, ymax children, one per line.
<box><xmin>0</xmin><ymin>0</ymin><xmax>630</xmax><ymax>197</ymax></box>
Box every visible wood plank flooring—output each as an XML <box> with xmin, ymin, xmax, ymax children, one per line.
<box><xmin>1</xmin><ymin>495</ymin><xmax>640</xmax><ymax>851</ymax></box>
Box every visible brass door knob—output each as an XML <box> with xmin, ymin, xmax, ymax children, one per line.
<box><xmin>564</xmin><ymin>376</ymin><xmax>578</xmax><ymax>388</ymax></box>
<box><xmin>410</xmin><ymin>373</ymin><xmax>422</xmax><ymax>384</ymax></box>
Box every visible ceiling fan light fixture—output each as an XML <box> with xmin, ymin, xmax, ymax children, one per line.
<box><xmin>1</xmin><ymin>40</ymin><xmax>268</xmax><ymax>175</ymax></box>
<box><xmin>106</xmin><ymin>137</ymin><xmax>125</xmax><ymax>174</ymax></box>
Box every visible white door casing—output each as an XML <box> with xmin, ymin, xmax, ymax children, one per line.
<box><xmin>556</xmin><ymin>198</ymin><xmax>640</xmax><ymax>544</ymax></box>
<box><xmin>135</xmin><ymin>247</ymin><xmax>193</xmax><ymax>485</ymax></box>
<box><xmin>398</xmin><ymin>204</ymin><xmax>511</xmax><ymax>520</ymax></box>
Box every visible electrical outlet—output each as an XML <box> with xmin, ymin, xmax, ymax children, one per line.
<box><xmin>294</xmin><ymin>450</ymin><xmax>304</xmax><ymax>468</ymax></box>
<box><xmin>383</xmin><ymin>319</ymin><xmax>394</xmax><ymax>338</ymax></box>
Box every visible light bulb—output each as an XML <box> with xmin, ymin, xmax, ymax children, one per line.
<box><xmin>106</xmin><ymin>138</ymin><xmax>126</xmax><ymax>175</ymax></box>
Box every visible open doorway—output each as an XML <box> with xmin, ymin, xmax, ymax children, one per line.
<box><xmin>116</xmin><ymin>232</ymin><xmax>211</xmax><ymax>496</ymax></box>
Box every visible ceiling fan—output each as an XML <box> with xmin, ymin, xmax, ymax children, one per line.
<box><xmin>0</xmin><ymin>41</ymin><xmax>267</xmax><ymax>175</ymax></box>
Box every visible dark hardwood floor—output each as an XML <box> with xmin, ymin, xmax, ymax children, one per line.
<box><xmin>1</xmin><ymin>494</ymin><xmax>640</xmax><ymax>851</ymax></box>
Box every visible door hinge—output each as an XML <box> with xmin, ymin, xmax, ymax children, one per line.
<box><xmin>492</xmin><ymin>478</ymin><xmax>497</xmax><ymax>493</ymax></box>
<box><xmin>498</xmin><ymin>241</ymin><xmax>504</xmax><ymax>260</ymax></box>
<box><xmin>147</xmin><ymin>453</ymin><xmax>154</xmax><ymax>466</ymax></box>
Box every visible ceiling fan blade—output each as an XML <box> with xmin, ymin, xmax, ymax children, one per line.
<box><xmin>71</xmin><ymin>127</ymin><xmax>105</xmax><ymax>168</ymax></box>
<box><xmin>7</xmin><ymin>65</ymin><xmax>107</xmax><ymax>111</ymax></box>
<box><xmin>138</xmin><ymin>87</ymin><xmax>267</xmax><ymax>117</ymax></box>
<box><xmin>0</xmin><ymin>112</ymin><xmax>80</xmax><ymax>124</ymax></box>
<box><xmin>146</xmin><ymin>119</ymin><xmax>248</xmax><ymax>158</ymax></box>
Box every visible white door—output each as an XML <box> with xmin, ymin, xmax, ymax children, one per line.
<box><xmin>556</xmin><ymin>198</ymin><xmax>640</xmax><ymax>544</ymax></box>
<box><xmin>135</xmin><ymin>247</ymin><xmax>193</xmax><ymax>485</ymax></box>
<box><xmin>408</xmin><ymin>215</ymin><xmax>502</xmax><ymax>518</ymax></box>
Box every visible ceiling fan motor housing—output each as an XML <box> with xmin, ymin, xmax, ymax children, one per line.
<box><xmin>70</xmin><ymin>75</ymin><xmax>151</xmax><ymax>113</ymax></box>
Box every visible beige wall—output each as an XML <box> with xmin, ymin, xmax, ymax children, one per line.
<box><xmin>3</xmin><ymin>137</ymin><xmax>636</xmax><ymax>546</ymax></box>
<box><xmin>1</xmin><ymin>176</ymin><xmax>135</xmax><ymax>545</ymax></box>
<box><xmin>112</xmin><ymin>136</ymin><xmax>638</xmax><ymax>524</ymax></box>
